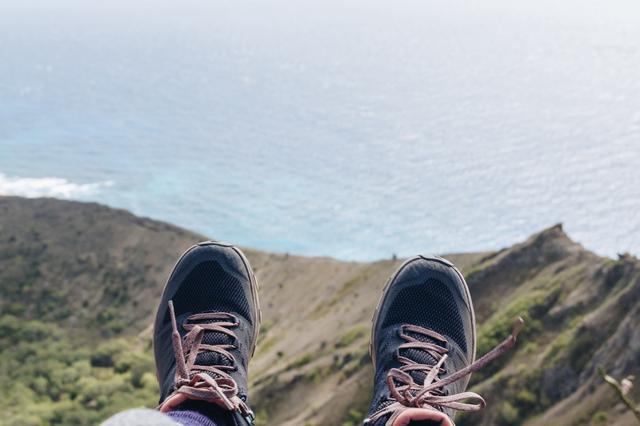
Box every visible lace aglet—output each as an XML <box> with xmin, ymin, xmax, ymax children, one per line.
<box><xmin>424</xmin><ymin>354</ymin><xmax>448</xmax><ymax>387</ymax></box>
<box><xmin>511</xmin><ymin>316</ymin><xmax>525</xmax><ymax>342</ymax></box>
<box><xmin>169</xmin><ymin>300</ymin><xmax>189</xmax><ymax>380</ymax></box>
<box><xmin>169</xmin><ymin>301</ymin><xmax>179</xmax><ymax>332</ymax></box>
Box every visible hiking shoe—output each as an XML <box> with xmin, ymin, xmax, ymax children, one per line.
<box><xmin>364</xmin><ymin>256</ymin><xmax>522</xmax><ymax>426</ymax></box>
<box><xmin>153</xmin><ymin>242</ymin><xmax>260</xmax><ymax>425</ymax></box>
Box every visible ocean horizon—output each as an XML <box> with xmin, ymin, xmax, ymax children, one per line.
<box><xmin>1</xmin><ymin>0</ymin><xmax>639</xmax><ymax>260</ymax></box>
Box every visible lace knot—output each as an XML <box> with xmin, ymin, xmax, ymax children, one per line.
<box><xmin>365</xmin><ymin>317</ymin><xmax>524</xmax><ymax>425</ymax></box>
<box><xmin>158</xmin><ymin>300</ymin><xmax>251</xmax><ymax>416</ymax></box>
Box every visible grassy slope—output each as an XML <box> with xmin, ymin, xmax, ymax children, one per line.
<box><xmin>0</xmin><ymin>196</ymin><xmax>638</xmax><ymax>426</ymax></box>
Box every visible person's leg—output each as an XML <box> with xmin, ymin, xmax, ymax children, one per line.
<box><xmin>100</xmin><ymin>404</ymin><xmax>231</xmax><ymax>426</ymax></box>
<box><xmin>166</xmin><ymin>401</ymin><xmax>235</xmax><ymax>426</ymax></box>
<box><xmin>364</xmin><ymin>256</ymin><xmax>522</xmax><ymax>426</ymax></box>
<box><xmin>101</xmin><ymin>408</ymin><xmax>179</xmax><ymax>425</ymax></box>
<box><xmin>153</xmin><ymin>242</ymin><xmax>261</xmax><ymax>426</ymax></box>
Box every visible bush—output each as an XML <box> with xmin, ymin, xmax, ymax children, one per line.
<box><xmin>499</xmin><ymin>401</ymin><xmax>520</xmax><ymax>425</ymax></box>
<box><xmin>0</xmin><ymin>315</ymin><xmax>158</xmax><ymax>425</ymax></box>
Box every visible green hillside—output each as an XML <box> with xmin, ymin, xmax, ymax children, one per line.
<box><xmin>1</xmin><ymin>196</ymin><xmax>638</xmax><ymax>425</ymax></box>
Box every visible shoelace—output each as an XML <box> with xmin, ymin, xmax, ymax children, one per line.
<box><xmin>365</xmin><ymin>317</ymin><xmax>524</xmax><ymax>424</ymax></box>
<box><xmin>158</xmin><ymin>300</ymin><xmax>251</xmax><ymax>415</ymax></box>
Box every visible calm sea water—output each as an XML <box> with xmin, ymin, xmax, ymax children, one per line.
<box><xmin>1</xmin><ymin>0</ymin><xmax>639</xmax><ymax>260</ymax></box>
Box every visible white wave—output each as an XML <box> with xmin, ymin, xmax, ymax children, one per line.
<box><xmin>0</xmin><ymin>173</ymin><xmax>113</xmax><ymax>199</ymax></box>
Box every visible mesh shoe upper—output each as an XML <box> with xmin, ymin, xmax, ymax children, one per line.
<box><xmin>153</xmin><ymin>242</ymin><xmax>260</xmax><ymax>422</ymax></box>
<box><xmin>367</xmin><ymin>256</ymin><xmax>476</xmax><ymax>424</ymax></box>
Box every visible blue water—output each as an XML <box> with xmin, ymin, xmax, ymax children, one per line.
<box><xmin>1</xmin><ymin>0</ymin><xmax>640</xmax><ymax>260</ymax></box>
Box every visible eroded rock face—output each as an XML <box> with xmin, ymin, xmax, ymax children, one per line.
<box><xmin>459</xmin><ymin>242</ymin><xmax>640</xmax><ymax>426</ymax></box>
<box><xmin>541</xmin><ymin>363</ymin><xmax>580</xmax><ymax>401</ymax></box>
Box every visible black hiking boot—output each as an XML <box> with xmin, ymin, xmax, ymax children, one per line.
<box><xmin>153</xmin><ymin>242</ymin><xmax>261</xmax><ymax>425</ymax></box>
<box><xmin>364</xmin><ymin>256</ymin><xmax>522</xmax><ymax>426</ymax></box>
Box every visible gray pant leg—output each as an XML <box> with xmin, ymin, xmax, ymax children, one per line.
<box><xmin>101</xmin><ymin>408</ymin><xmax>179</xmax><ymax>426</ymax></box>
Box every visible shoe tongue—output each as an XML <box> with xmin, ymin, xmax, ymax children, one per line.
<box><xmin>400</xmin><ymin>330</ymin><xmax>447</xmax><ymax>384</ymax></box>
<box><xmin>369</xmin><ymin>332</ymin><xmax>449</xmax><ymax>426</ymax></box>
<box><xmin>188</xmin><ymin>317</ymin><xmax>236</xmax><ymax>376</ymax></box>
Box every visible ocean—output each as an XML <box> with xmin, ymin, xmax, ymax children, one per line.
<box><xmin>1</xmin><ymin>0</ymin><xmax>639</xmax><ymax>260</ymax></box>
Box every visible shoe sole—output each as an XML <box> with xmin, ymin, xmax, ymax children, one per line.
<box><xmin>159</xmin><ymin>241</ymin><xmax>262</xmax><ymax>358</ymax></box>
<box><xmin>369</xmin><ymin>255</ymin><xmax>477</xmax><ymax>370</ymax></box>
